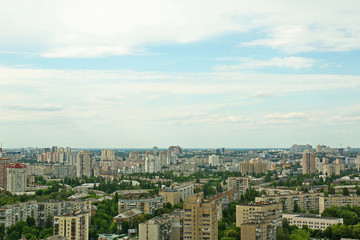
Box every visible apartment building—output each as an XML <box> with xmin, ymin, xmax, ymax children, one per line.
<box><xmin>183</xmin><ymin>193</ymin><xmax>218</xmax><ymax>240</ymax></box>
<box><xmin>0</xmin><ymin>199</ymin><xmax>91</xmax><ymax>227</ymax></box>
<box><xmin>319</xmin><ymin>195</ymin><xmax>360</xmax><ymax>214</ymax></box>
<box><xmin>241</xmin><ymin>219</ymin><xmax>277</xmax><ymax>240</ymax></box>
<box><xmin>173</xmin><ymin>184</ymin><xmax>194</xmax><ymax>201</ymax></box>
<box><xmin>282</xmin><ymin>213</ymin><xmax>343</xmax><ymax>230</ymax></box>
<box><xmin>227</xmin><ymin>177</ymin><xmax>250</xmax><ymax>195</ymax></box>
<box><xmin>236</xmin><ymin>201</ymin><xmax>282</xmax><ymax>227</ymax></box>
<box><xmin>159</xmin><ymin>188</ymin><xmax>181</xmax><ymax>205</ymax></box>
<box><xmin>239</xmin><ymin>160</ymin><xmax>270</xmax><ymax>175</ymax></box>
<box><xmin>255</xmin><ymin>192</ymin><xmax>323</xmax><ymax>213</ymax></box>
<box><xmin>0</xmin><ymin>201</ymin><xmax>38</xmax><ymax>227</ymax></box>
<box><xmin>54</xmin><ymin>212</ymin><xmax>89</xmax><ymax>240</ymax></box>
<box><xmin>7</xmin><ymin>163</ymin><xmax>27</xmax><ymax>193</ymax></box>
<box><xmin>118</xmin><ymin>196</ymin><xmax>164</xmax><ymax>215</ymax></box>
<box><xmin>139</xmin><ymin>216</ymin><xmax>173</xmax><ymax>240</ymax></box>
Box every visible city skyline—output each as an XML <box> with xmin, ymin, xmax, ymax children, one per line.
<box><xmin>1</xmin><ymin>1</ymin><xmax>360</xmax><ymax>148</ymax></box>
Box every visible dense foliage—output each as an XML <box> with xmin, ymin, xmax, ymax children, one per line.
<box><xmin>0</xmin><ymin>217</ymin><xmax>53</xmax><ymax>240</ymax></box>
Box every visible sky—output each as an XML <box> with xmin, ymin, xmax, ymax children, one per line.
<box><xmin>0</xmin><ymin>0</ymin><xmax>360</xmax><ymax>148</ymax></box>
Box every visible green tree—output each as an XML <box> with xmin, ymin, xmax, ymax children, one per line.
<box><xmin>26</xmin><ymin>217</ymin><xmax>36</xmax><ymax>227</ymax></box>
<box><xmin>290</xmin><ymin>229</ymin><xmax>310</xmax><ymax>240</ymax></box>
<box><xmin>343</xmin><ymin>187</ymin><xmax>350</xmax><ymax>196</ymax></box>
<box><xmin>293</xmin><ymin>200</ymin><xmax>299</xmax><ymax>213</ymax></box>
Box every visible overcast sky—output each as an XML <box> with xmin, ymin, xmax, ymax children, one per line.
<box><xmin>1</xmin><ymin>0</ymin><xmax>360</xmax><ymax>148</ymax></box>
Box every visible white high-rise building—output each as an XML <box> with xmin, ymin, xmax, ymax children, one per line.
<box><xmin>209</xmin><ymin>155</ymin><xmax>221</xmax><ymax>166</ymax></box>
<box><xmin>145</xmin><ymin>155</ymin><xmax>160</xmax><ymax>173</ymax></box>
<box><xmin>77</xmin><ymin>150</ymin><xmax>93</xmax><ymax>178</ymax></box>
<box><xmin>7</xmin><ymin>163</ymin><xmax>27</xmax><ymax>193</ymax></box>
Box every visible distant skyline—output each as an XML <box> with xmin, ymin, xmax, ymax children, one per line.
<box><xmin>1</xmin><ymin>1</ymin><xmax>360</xmax><ymax>148</ymax></box>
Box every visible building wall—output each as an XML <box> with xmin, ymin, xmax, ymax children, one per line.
<box><xmin>319</xmin><ymin>195</ymin><xmax>360</xmax><ymax>214</ymax></box>
<box><xmin>236</xmin><ymin>202</ymin><xmax>282</xmax><ymax>227</ymax></box>
<box><xmin>54</xmin><ymin>213</ymin><xmax>89</xmax><ymax>240</ymax></box>
<box><xmin>255</xmin><ymin>193</ymin><xmax>323</xmax><ymax>213</ymax></box>
<box><xmin>159</xmin><ymin>190</ymin><xmax>180</xmax><ymax>205</ymax></box>
<box><xmin>282</xmin><ymin>213</ymin><xmax>343</xmax><ymax>230</ymax></box>
<box><xmin>7</xmin><ymin>164</ymin><xmax>27</xmax><ymax>193</ymax></box>
<box><xmin>183</xmin><ymin>193</ymin><xmax>218</xmax><ymax>240</ymax></box>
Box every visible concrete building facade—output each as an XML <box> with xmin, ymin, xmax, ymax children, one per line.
<box><xmin>183</xmin><ymin>193</ymin><xmax>218</xmax><ymax>240</ymax></box>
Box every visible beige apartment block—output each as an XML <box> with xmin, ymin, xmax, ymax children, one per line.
<box><xmin>255</xmin><ymin>192</ymin><xmax>323</xmax><ymax>213</ymax></box>
<box><xmin>236</xmin><ymin>201</ymin><xmax>282</xmax><ymax>227</ymax></box>
<box><xmin>139</xmin><ymin>211</ymin><xmax>183</xmax><ymax>240</ymax></box>
<box><xmin>118</xmin><ymin>196</ymin><xmax>164</xmax><ymax>215</ymax></box>
<box><xmin>54</xmin><ymin>213</ymin><xmax>89</xmax><ymax>240</ymax></box>
<box><xmin>241</xmin><ymin>220</ymin><xmax>275</xmax><ymax>240</ymax></box>
<box><xmin>7</xmin><ymin>163</ymin><xmax>27</xmax><ymax>193</ymax></box>
<box><xmin>139</xmin><ymin>216</ymin><xmax>173</xmax><ymax>240</ymax></box>
<box><xmin>303</xmin><ymin>151</ymin><xmax>315</xmax><ymax>175</ymax></box>
<box><xmin>159</xmin><ymin>188</ymin><xmax>181</xmax><ymax>205</ymax></box>
<box><xmin>282</xmin><ymin>213</ymin><xmax>343</xmax><ymax>230</ymax></box>
<box><xmin>227</xmin><ymin>177</ymin><xmax>250</xmax><ymax>195</ymax></box>
<box><xmin>319</xmin><ymin>195</ymin><xmax>360</xmax><ymax>214</ymax></box>
<box><xmin>183</xmin><ymin>193</ymin><xmax>218</xmax><ymax>240</ymax></box>
<box><xmin>239</xmin><ymin>160</ymin><xmax>270</xmax><ymax>175</ymax></box>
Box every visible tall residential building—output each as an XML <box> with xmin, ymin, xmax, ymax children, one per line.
<box><xmin>208</xmin><ymin>155</ymin><xmax>221</xmax><ymax>166</ymax></box>
<box><xmin>290</xmin><ymin>144</ymin><xmax>312</xmax><ymax>153</ymax></box>
<box><xmin>7</xmin><ymin>163</ymin><xmax>27</xmax><ymax>193</ymax></box>
<box><xmin>159</xmin><ymin>151</ymin><xmax>167</xmax><ymax>166</ymax></box>
<box><xmin>227</xmin><ymin>177</ymin><xmax>250</xmax><ymax>196</ymax></box>
<box><xmin>101</xmin><ymin>149</ymin><xmax>115</xmax><ymax>161</ymax></box>
<box><xmin>54</xmin><ymin>213</ymin><xmax>89</xmax><ymax>240</ymax></box>
<box><xmin>168</xmin><ymin>146</ymin><xmax>182</xmax><ymax>155</ymax></box>
<box><xmin>77</xmin><ymin>150</ymin><xmax>92</xmax><ymax>178</ymax></box>
<box><xmin>153</xmin><ymin>146</ymin><xmax>159</xmax><ymax>155</ymax></box>
<box><xmin>145</xmin><ymin>155</ymin><xmax>160</xmax><ymax>173</ymax></box>
<box><xmin>129</xmin><ymin>151</ymin><xmax>139</xmax><ymax>161</ymax></box>
<box><xmin>302</xmin><ymin>150</ymin><xmax>315</xmax><ymax>175</ymax></box>
<box><xmin>0</xmin><ymin>148</ymin><xmax>11</xmax><ymax>190</ymax></box>
<box><xmin>183</xmin><ymin>193</ymin><xmax>218</xmax><ymax>240</ymax></box>
<box><xmin>239</xmin><ymin>160</ymin><xmax>270</xmax><ymax>175</ymax></box>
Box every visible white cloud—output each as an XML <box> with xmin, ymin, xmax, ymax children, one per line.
<box><xmin>214</xmin><ymin>57</ymin><xmax>318</xmax><ymax>71</ymax></box>
<box><xmin>264</xmin><ymin>112</ymin><xmax>307</xmax><ymax>120</ymax></box>
<box><xmin>0</xmin><ymin>1</ymin><xmax>360</xmax><ymax>57</ymax></box>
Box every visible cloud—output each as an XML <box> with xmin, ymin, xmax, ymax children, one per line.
<box><xmin>0</xmin><ymin>1</ymin><xmax>360</xmax><ymax>57</ymax></box>
<box><xmin>265</xmin><ymin>112</ymin><xmax>306</xmax><ymax>120</ymax></box>
<box><xmin>4</xmin><ymin>105</ymin><xmax>64</xmax><ymax>112</ymax></box>
<box><xmin>214</xmin><ymin>57</ymin><xmax>318</xmax><ymax>71</ymax></box>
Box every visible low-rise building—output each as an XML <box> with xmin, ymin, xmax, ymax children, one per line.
<box><xmin>113</xmin><ymin>209</ymin><xmax>142</xmax><ymax>230</ymax></box>
<box><xmin>282</xmin><ymin>213</ymin><xmax>343</xmax><ymax>230</ymax></box>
